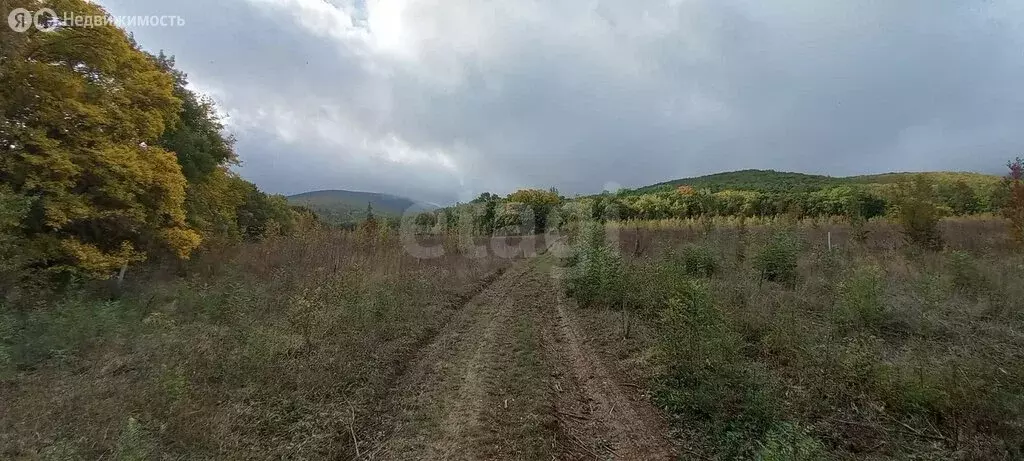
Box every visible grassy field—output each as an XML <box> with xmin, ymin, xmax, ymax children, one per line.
<box><xmin>1</xmin><ymin>230</ymin><xmax>517</xmax><ymax>458</ymax></box>
<box><xmin>3</xmin><ymin>217</ymin><xmax>1022</xmax><ymax>460</ymax></box>
<box><xmin>565</xmin><ymin>217</ymin><xmax>1024</xmax><ymax>459</ymax></box>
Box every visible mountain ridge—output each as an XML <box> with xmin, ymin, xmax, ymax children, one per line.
<box><xmin>630</xmin><ymin>169</ymin><xmax>1001</xmax><ymax>195</ymax></box>
<box><xmin>287</xmin><ymin>189</ymin><xmax>435</xmax><ymax>225</ymax></box>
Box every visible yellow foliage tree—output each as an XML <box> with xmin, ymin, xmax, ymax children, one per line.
<box><xmin>0</xmin><ymin>0</ymin><xmax>200</xmax><ymax>278</ymax></box>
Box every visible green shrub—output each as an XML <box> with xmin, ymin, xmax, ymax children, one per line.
<box><xmin>755</xmin><ymin>232</ymin><xmax>800</xmax><ymax>285</ymax></box>
<box><xmin>679</xmin><ymin>244</ymin><xmax>719</xmax><ymax>278</ymax></box>
<box><xmin>655</xmin><ymin>281</ymin><xmax>735</xmax><ymax>368</ymax></box>
<box><xmin>835</xmin><ymin>265</ymin><xmax>887</xmax><ymax>331</ymax></box>
<box><xmin>620</xmin><ymin>261</ymin><xmax>664</xmax><ymax>316</ymax></box>
<box><xmin>4</xmin><ymin>297</ymin><xmax>141</xmax><ymax>369</ymax></box>
<box><xmin>565</xmin><ymin>223</ymin><xmax>624</xmax><ymax>309</ymax></box>
<box><xmin>653</xmin><ymin>281</ymin><xmax>779</xmax><ymax>456</ymax></box>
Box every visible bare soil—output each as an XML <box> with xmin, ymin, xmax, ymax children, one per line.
<box><xmin>364</xmin><ymin>255</ymin><xmax>676</xmax><ymax>460</ymax></box>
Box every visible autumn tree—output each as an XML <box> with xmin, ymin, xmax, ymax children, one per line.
<box><xmin>236</xmin><ymin>186</ymin><xmax>295</xmax><ymax>239</ymax></box>
<box><xmin>676</xmin><ymin>185</ymin><xmax>697</xmax><ymax>196</ymax></box>
<box><xmin>151</xmin><ymin>53</ymin><xmax>273</xmax><ymax>244</ymax></box>
<box><xmin>0</xmin><ymin>0</ymin><xmax>200</xmax><ymax>278</ymax></box>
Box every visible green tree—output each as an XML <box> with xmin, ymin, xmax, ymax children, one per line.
<box><xmin>414</xmin><ymin>212</ymin><xmax>437</xmax><ymax>233</ymax></box>
<box><xmin>506</xmin><ymin>189</ymin><xmax>562</xmax><ymax>233</ymax></box>
<box><xmin>152</xmin><ymin>53</ymin><xmax>294</xmax><ymax>244</ymax></box>
<box><xmin>892</xmin><ymin>175</ymin><xmax>945</xmax><ymax>250</ymax></box>
<box><xmin>153</xmin><ymin>52</ymin><xmax>237</xmax><ymax>182</ymax></box>
<box><xmin>946</xmin><ymin>180</ymin><xmax>980</xmax><ymax>215</ymax></box>
<box><xmin>471</xmin><ymin>192</ymin><xmax>498</xmax><ymax>235</ymax></box>
<box><xmin>359</xmin><ymin>202</ymin><xmax>379</xmax><ymax>234</ymax></box>
<box><xmin>236</xmin><ymin>185</ymin><xmax>295</xmax><ymax>239</ymax></box>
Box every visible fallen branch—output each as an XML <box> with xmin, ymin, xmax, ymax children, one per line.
<box><xmin>349</xmin><ymin>407</ymin><xmax>361</xmax><ymax>459</ymax></box>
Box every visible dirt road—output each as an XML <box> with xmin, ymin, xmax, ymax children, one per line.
<box><xmin>364</xmin><ymin>255</ymin><xmax>676</xmax><ymax>460</ymax></box>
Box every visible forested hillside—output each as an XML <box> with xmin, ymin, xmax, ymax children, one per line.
<box><xmin>634</xmin><ymin>169</ymin><xmax>1000</xmax><ymax>194</ymax></box>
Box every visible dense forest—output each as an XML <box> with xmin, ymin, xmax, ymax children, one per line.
<box><xmin>0</xmin><ymin>1</ymin><xmax>304</xmax><ymax>286</ymax></box>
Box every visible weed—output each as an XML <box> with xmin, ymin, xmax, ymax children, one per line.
<box><xmin>115</xmin><ymin>417</ymin><xmax>154</xmax><ymax>461</ymax></box>
<box><xmin>575</xmin><ymin>219</ymin><xmax>1024</xmax><ymax>458</ymax></box>
<box><xmin>1</xmin><ymin>230</ymin><xmax>514</xmax><ymax>458</ymax></box>
<box><xmin>757</xmin><ymin>422</ymin><xmax>826</xmax><ymax>461</ymax></box>
<box><xmin>915</xmin><ymin>271</ymin><xmax>946</xmax><ymax>311</ymax></box>
<box><xmin>159</xmin><ymin>366</ymin><xmax>189</xmax><ymax>406</ymax></box>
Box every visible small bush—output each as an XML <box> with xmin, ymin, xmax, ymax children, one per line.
<box><xmin>948</xmin><ymin>250</ymin><xmax>986</xmax><ymax>294</ymax></box>
<box><xmin>655</xmin><ymin>281</ymin><xmax>735</xmax><ymax>368</ymax></box>
<box><xmin>565</xmin><ymin>223</ymin><xmax>625</xmax><ymax>309</ymax></box>
<box><xmin>621</xmin><ymin>261</ymin><xmax>666</xmax><ymax>315</ymax></box>
<box><xmin>653</xmin><ymin>281</ymin><xmax>779</xmax><ymax>456</ymax></box>
<box><xmin>834</xmin><ymin>265</ymin><xmax>887</xmax><ymax>331</ymax></box>
<box><xmin>755</xmin><ymin>232</ymin><xmax>800</xmax><ymax>285</ymax></box>
<box><xmin>679</xmin><ymin>244</ymin><xmax>719</xmax><ymax>278</ymax></box>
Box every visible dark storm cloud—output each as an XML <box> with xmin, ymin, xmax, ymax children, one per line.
<box><xmin>98</xmin><ymin>0</ymin><xmax>1024</xmax><ymax>203</ymax></box>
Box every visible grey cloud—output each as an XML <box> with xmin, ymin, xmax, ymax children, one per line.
<box><xmin>99</xmin><ymin>0</ymin><xmax>1024</xmax><ymax>203</ymax></box>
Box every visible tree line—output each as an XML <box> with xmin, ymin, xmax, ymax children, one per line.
<box><xmin>425</xmin><ymin>169</ymin><xmax>1017</xmax><ymax>238</ymax></box>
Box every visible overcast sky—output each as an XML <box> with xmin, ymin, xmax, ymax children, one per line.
<box><xmin>97</xmin><ymin>0</ymin><xmax>1024</xmax><ymax>204</ymax></box>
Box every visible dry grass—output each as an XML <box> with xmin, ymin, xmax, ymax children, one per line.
<box><xmin>0</xmin><ymin>229</ymin><xmax>519</xmax><ymax>459</ymax></box>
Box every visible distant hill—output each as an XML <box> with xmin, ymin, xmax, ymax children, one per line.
<box><xmin>632</xmin><ymin>169</ymin><xmax>1001</xmax><ymax>195</ymax></box>
<box><xmin>287</xmin><ymin>190</ymin><xmax>434</xmax><ymax>225</ymax></box>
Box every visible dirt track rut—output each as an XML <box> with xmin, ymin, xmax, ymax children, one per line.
<box><xmin>366</xmin><ymin>255</ymin><xmax>675</xmax><ymax>460</ymax></box>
